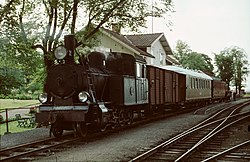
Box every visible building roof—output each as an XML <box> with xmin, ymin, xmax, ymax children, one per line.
<box><xmin>125</xmin><ymin>33</ymin><xmax>173</xmax><ymax>55</ymax></box>
<box><xmin>100</xmin><ymin>28</ymin><xmax>155</xmax><ymax>58</ymax></box>
<box><xmin>125</xmin><ymin>33</ymin><xmax>162</xmax><ymax>47</ymax></box>
<box><xmin>166</xmin><ymin>55</ymin><xmax>179</xmax><ymax>65</ymax></box>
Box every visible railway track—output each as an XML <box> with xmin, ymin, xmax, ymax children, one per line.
<box><xmin>130</xmin><ymin>101</ymin><xmax>250</xmax><ymax>162</ymax></box>
<box><xmin>0</xmin><ymin>103</ymin><xmax>201</xmax><ymax>161</ymax></box>
<box><xmin>201</xmin><ymin>140</ymin><xmax>250</xmax><ymax>162</ymax></box>
<box><xmin>0</xmin><ymin>134</ymin><xmax>82</xmax><ymax>162</ymax></box>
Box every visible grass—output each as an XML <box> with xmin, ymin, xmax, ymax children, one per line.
<box><xmin>243</xmin><ymin>93</ymin><xmax>250</xmax><ymax>97</ymax></box>
<box><xmin>0</xmin><ymin>121</ymin><xmax>34</xmax><ymax>135</ymax></box>
<box><xmin>0</xmin><ymin>99</ymin><xmax>39</xmax><ymax>111</ymax></box>
<box><xmin>0</xmin><ymin>99</ymin><xmax>38</xmax><ymax>135</ymax></box>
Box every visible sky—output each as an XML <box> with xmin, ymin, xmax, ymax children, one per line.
<box><xmin>142</xmin><ymin>0</ymin><xmax>250</xmax><ymax>92</ymax></box>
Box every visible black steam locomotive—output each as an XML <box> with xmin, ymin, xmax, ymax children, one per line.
<box><xmin>36</xmin><ymin>35</ymin><xmax>149</xmax><ymax>137</ymax></box>
<box><xmin>36</xmin><ymin>35</ymin><xmax>229</xmax><ymax>137</ymax></box>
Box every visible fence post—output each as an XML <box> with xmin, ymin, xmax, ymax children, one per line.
<box><xmin>4</xmin><ymin>108</ymin><xmax>11</xmax><ymax>134</ymax></box>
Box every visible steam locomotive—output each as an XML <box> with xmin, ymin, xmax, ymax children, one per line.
<box><xmin>36</xmin><ymin>35</ymin><xmax>229</xmax><ymax>137</ymax></box>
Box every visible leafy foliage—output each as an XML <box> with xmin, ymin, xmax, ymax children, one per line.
<box><xmin>0</xmin><ymin>68</ymin><xmax>24</xmax><ymax>95</ymax></box>
<box><xmin>173</xmin><ymin>40</ymin><xmax>214</xmax><ymax>75</ymax></box>
<box><xmin>214</xmin><ymin>51</ymin><xmax>234</xmax><ymax>89</ymax></box>
<box><xmin>214</xmin><ymin>47</ymin><xmax>249</xmax><ymax>92</ymax></box>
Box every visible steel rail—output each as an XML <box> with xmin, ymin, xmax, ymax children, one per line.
<box><xmin>0</xmin><ymin>136</ymin><xmax>81</xmax><ymax>162</ymax></box>
<box><xmin>174</xmin><ymin>114</ymin><xmax>250</xmax><ymax>161</ymax></box>
<box><xmin>129</xmin><ymin>100</ymin><xmax>250</xmax><ymax>162</ymax></box>
<box><xmin>163</xmin><ymin>100</ymin><xmax>250</xmax><ymax>147</ymax></box>
<box><xmin>129</xmin><ymin>111</ymin><xmax>250</xmax><ymax>162</ymax></box>
<box><xmin>202</xmin><ymin>140</ymin><xmax>250</xmax><ymax>162</ymax></box>
<box><xmin>174</xmin><ymin>101</ymin><xmax>250</xmax><ymax>161</ymax></box>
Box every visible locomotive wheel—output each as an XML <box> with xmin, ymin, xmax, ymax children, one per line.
<box><xmin>111</xmin><ymin>109</ymin><xmax>119</xmax><ymax>129</ymax></box>
<box><xmin>127</xmin><ymin>110</ymin><xmax>133</xmax><ymax>125</ymax></box>
<box><xmin>76</xmin><ymin>122</ymin><xmax>87</xmax><ymax>137</ymax></box>
<box><xmin>100</xmin><ymin>122</ymin><xmax>108</xmax><ymax>132</ymax></box>
<box><xmin>51</xmin><ymin>124</ymin><xmax>63</xmax><ymax>138</ymax></box>
<box><xmin>118</xmin><ymin>109</ymin><xmax>125</xmax><ymax>126</ymax></box>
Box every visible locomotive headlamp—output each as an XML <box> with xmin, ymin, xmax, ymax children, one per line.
<box><xmin>78</xmin><ymin>91</ymin><xmax>89</xmax><ymax>103</ymax></box>
<box><xmin>38</xmin><ymin>93</ymin><xmax>48</xmax><ymax>103</ymax></box>
<box><xmin>54</xmin><ymin>46</ymin><xmax>67</xmax><ymax>60</ymax></box>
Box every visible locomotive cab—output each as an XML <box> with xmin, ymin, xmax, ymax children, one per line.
<box><xmin>107</xmin><ymin>52</ymin><xmax>148</xmax><ymax>106</ymax></box>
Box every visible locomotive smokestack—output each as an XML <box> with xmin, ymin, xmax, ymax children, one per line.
<box><xmin>64</xmin><ymin>34</ymin><xmax>76</xmax><ymax>64</ymax></box>
<box><xmin>64</xmin><ymin>35</ymin><xmax>76</xmax><ymax>50</ymax></box>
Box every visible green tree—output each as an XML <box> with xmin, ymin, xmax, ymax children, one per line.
<box><xmin>0</xmin><ymin>68</ymin><xmax>24</xmax><ymax>95</ymax></box>
<box><xmin>0</xmin><ymin>0</ymin><xmax>43</xmax><ymax>96</ymax></box>
<box><xmin>214</xmin><ymin>51</ymin><xmax>234</xmax><ymax>90</ymax></box>
<box><xmin>214</xmin><ymin>47</ymin><xmax>249</xmax><ymax>93</ymax></box>
<box><xmin>173</xmin><ymin>40</ymin><xmax>191</xmax><ymax>64</ymax></box>
<box><xmin>174</xmin><ymin>40</ymin><xmax>214</xmax><ymax>75</ymax></box>
<box><xmin>230</xmin><ymin>47</ymin><xmax>249</xmax><ymax>94</ymax></box>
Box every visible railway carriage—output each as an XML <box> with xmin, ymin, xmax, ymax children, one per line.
<box><xmin>162</xmin><ymin>66</ymin><xmax>213</xmax><ymax>104</ymax></box>
<box><xmin>211</xmin><ymin>77</ymin><xmax>228</xmax><ymax>102</ymax></box>
<box><xmin>146</xmin><ymin>65</ymin><xmax>185</xmax><ymax>110</ymax></box>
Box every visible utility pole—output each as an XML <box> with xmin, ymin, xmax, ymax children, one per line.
<box><xmin>151</xmin><ymin>0</ymin><xmax>154</xmax><ymax>33</ymax></box>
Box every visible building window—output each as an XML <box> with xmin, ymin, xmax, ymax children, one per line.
<box><xmin>160</xmin><ymin>53</ymin><xmax>164</xmax><ymax>65</ymax></box>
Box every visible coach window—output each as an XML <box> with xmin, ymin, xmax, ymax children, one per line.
<box><xmin>191</xmin><ymin>78</ymin><xmax>193</xmax><ymax>88</ymax></box>
<box><xmin>192</xmin><ymin>78</ymin><xmax>195</xmax><ymax>88</ymax></box>
<box><xmin>190</xmin><ymin>78</ymin><xmax>193</xmax><ymax>88</ymax></box>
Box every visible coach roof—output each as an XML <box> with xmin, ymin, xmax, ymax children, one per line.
<box><xmin>161</xmin><ymin>65</ymin><xmax>213</xmax><ymax>80</ymax></box>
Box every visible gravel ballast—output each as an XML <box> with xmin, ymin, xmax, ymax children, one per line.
<box><xmin>34</xmin><ymin>113</ymin><xmax>208</xmax><ymax>161</ymax></box>
<box><xmin>1</xmin><ymin>99</ymin><xmax>249</xmax><ymax>161</ymax></box>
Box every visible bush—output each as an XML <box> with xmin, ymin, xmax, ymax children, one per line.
<box><xmin>0</xmin><ymin>114</ymin><xmax>3</xmax><ymax>122</ymax></box>
<box><xmin>29</xmin><ymin>107</ymin><xmax>38</xmax><ymax>114</ymax></box>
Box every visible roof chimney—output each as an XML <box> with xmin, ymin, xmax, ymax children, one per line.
<box><xmin>112</xmin><ymin>23</ymin><xmax>121</xmax><ymax>33</ymax></box>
